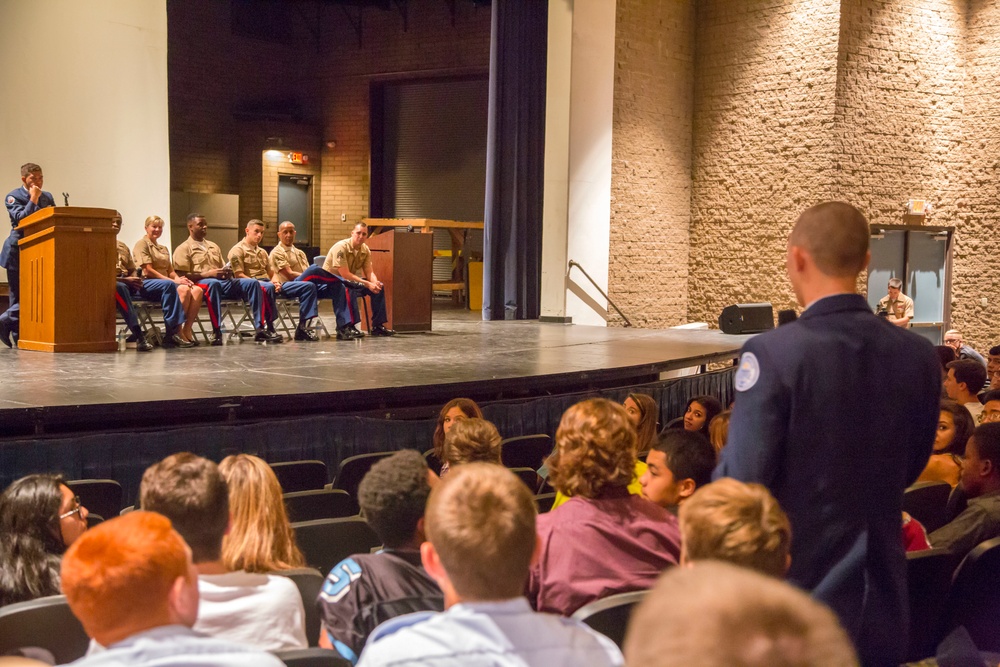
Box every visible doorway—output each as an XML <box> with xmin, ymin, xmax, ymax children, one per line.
<box><xmin>867</xmin><ymin>226</ymin><xmax>952</xmax><ymax>345</ymax></box>
<box><xmin>278</xmin><ymin>174</ymin><xmax>313</xmax><ymax>244</ymax></box>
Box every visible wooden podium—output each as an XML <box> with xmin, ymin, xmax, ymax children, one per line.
<box><xmin>367</xmin><ymin>230</ymin><xmax>433</xmax><ymax>332</ymax></box>
<box><xmin>17</xmin><ymin>207</ymin><xmax>118</xmax><ymax>352</ymax></box>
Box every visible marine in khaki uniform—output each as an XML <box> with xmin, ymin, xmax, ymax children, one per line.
<box><xmin>875</xmin><ymin>278</ymin><xmax>914</xmax><ymax>328</ymax></box>
<box><xmin>111</xmin><ymin>213</ymin><xmax>153</xmax><ymax>352</ymax></box>
<box><xmin>173</xmin><ymin>213</ymin><xmax>280</xmax><ymax>345</ymax></box>
<box><xmin>229</xmin><ymin>219</ymin><xmax>319</xmax><ymax>342</ymax></box>
<box><xmin>133</xmin><ymin>215</ymin><xmax>202</xmax><ymax>347</ymax></box>
<box><xmin>323</xmin><ymin>222</ymin><xmax>394</xmax><ymax>338</ymax></box>
<box><xmin>274</xmin><ymin>221</ymin><xmax>355</xmax><ymax>339</ymax></box>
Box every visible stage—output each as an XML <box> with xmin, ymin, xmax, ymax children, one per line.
<box><xmin>0</xmin><ymin>308</ymin><xmax>748</xmax><ymax>500</ymax></box>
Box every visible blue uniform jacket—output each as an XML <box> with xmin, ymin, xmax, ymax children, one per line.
<box><xmin>3</xmin><ymin>187</ymin><xmax>55</xmax><ymax>269</ymax></box>
<box><xmin>715</xmin><ymin>293</ymin><xmax>940</xmax><ymax>666</ymax></box>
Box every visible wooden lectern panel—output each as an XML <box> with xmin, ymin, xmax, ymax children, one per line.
<box><xmin>17</xmin><ymin>207</ymin><xmax>117</xmax><ymax>352</ymax></box>
<box><xmin>367</xmin><ymin>230</ymin><xmax>433</xmax><ymax>332</ymax></box>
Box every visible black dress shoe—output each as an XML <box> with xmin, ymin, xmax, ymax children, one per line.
<box><xmin>295</xmin><ymin>327</ymin><xmax>319</xmax><ymax>342</ymax></box>
<box><xmin>165</xmin><ymin>333</ymin><xmax>196</xmax><ymax>349</ymax></box>
<box><xmin>136</xmin><ymin>337</ymin><xmax>154</xmax><ymax>352</ymax></box>
<box><xmin>210</xmin><ymin>332</ymin><xmax>224</xmax><ymax>346</ymax></box>
<box><xmin>255</xmin><ymin>329</ymin><xmax>284</xmax><ymax>343</ymax></box>
<box><xmin>336</xmin><ymin>326</ymin><xmax>357</xmax><ymax>341</ymax></box>
<box><xmin>370</xmin><ymin>324</ymin><xmax>396</xmax><ymax>337</ymax></box>
<box><xmin>351</xmin><ymin>326</ymin><xmax>366</xmax><ymax>338</ymax></box>
<box><xmin>0</xmin><ymin>319</ymin><xmax>12</xmax><ymax>348</ymax></box>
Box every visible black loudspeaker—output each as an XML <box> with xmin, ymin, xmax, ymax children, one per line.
<box><xmin>718</xmin><ymin>303</ymin><xmax>775</xmax><ymax>335</ymax></box>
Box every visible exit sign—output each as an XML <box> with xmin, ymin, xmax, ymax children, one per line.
<box><xmin>289</xmin><ymin>152</ymin><xmax>309</xmax><ymax>165</ymax></box>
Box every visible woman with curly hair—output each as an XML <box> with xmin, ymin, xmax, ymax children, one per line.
<box><xmin>0</xmin><ymin>474</ymin><xmax>89</xmax><ymax>606</ymax></box>
<box><xmin>218</xmin><ymin>454</ymin><xmax>305</xmax><ymax>572</ymax></box>
<box><xmin>527</xmin><ymin>398</ymin><xmax>682</xmax><ymax>617</ymax></box>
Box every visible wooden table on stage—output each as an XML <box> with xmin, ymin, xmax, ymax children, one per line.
<box><xmin>363</xmin><ymin>218</ymin><xmax>484</xmax><ymax>304</ymax></box>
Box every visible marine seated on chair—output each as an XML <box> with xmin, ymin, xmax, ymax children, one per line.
<box><xmin>112</xmin><ymin>214</ymin><xmax>154</xmax><ymax>352</ymax></box>
<box><xmin>228</xmin><ymin>219</ymin><xmax>319</xmax><ymax>342</ymax></box>
<box><xmin>321</xmin><ymin>222</ymin><xmax>395</xmax><ymax>339</ymax></box>
<box><xmin>172</xmin><ymin>213</ymin><xmax>281</xmax><ymax>345</ymax></box>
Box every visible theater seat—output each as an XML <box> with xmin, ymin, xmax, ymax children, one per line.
<box><xmin>284</xmin><ymin>489</ymin><xmax>358</xmax><ymax>523</ymax></box>
<box><xmin>270</xmin><ymin>460</ymin><xmax>329</xmax><ymax>493</ymax></box>
<box><xmin>66</xmin><ymin>479</ymin><xmax>122</xmax><ymax>522</ymax></box>
<box><xmin>509</xmin><ymin>467</ymin><xmax>540</xmax><ymax>492</ymax></box>
<box><xmin>571</xmin><ymin>590</ymin><xmax>648</xmax><ymax>649</ymax></box>
<box><xmin>905</xmin><ymin>548</ymin><xmax>958</xmax><ymax>661</ymax></box>
<box><xmin>273</xmin><ymin>647</ymin><xmax>351</xmax><ymax>667</ymax></box>
<box><xmin>942</xmin><ymin>536</ymin><xmax>1000</xmax><ymax>652</ymax></box>
<box><xmin>535</xmin><ymin>492</ymin><xmax>557</xmax><ymax>514</ymax></box>
<box><xmin>0</xmin><ymin>595</ymin><xmax>89</xmax><ymax>665</ymax></box>
<box><xmin>500</xmin><ymin>435</ymin><xmax>553</xmax><ymax>471</ymax></box>
<box><xmin>332</xmin><ymin>452</ymin><xmax>395</xmax><ymax>499</ymax></box>
<box><xmin>903</xmin><ymin>481</ymin><xmax>953</xmax><ymax>533</ymax></box>
<box><xmin>292</xmin><ymin>517</ymin><xmax>382</xmax><ymax>577</ymax></box>
<box><xmin>271</xmin><ymin>568</ymin><xmax>326</xmax><ymax>648</ymax></box>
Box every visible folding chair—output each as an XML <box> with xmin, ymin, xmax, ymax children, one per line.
<box><xmin>277</xmin><ymin>298</ymin><xmax>331</xmax><ymax>340</ymax></box>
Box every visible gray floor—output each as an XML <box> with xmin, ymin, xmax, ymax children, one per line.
<box><xmin>0</xmin><ymin>308</ymin><xmax>748</xmax><ymax>412</ymax></box>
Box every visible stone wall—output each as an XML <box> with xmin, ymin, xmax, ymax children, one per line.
<box><xmin>608</xmin><ymin>0</ymin><xmax>695</xmax><ymax>328</ymax></box>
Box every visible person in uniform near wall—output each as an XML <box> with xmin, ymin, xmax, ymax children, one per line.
<box><xmin>875</xmin><ymin>277</ymin><xmax>914</xmax><ymax>327</ymax></box>
<box><xmin>322</xmin><ymin>222</ymin><xmax>395</xmax><ymax>338</ymax></box>
<box><xmin>133</xmin><ymin>215</ymin><xmax>203</xmax><ymax>348</ymax></box>
<box><xmin>270</xmin><ymin>221</ymin><xmax>356</xmax><ymax>341</ymax></box>
<box><xmin>1</xmin><ymin>163</ymin><xmax>55</xmax><ymax>348</ymax></box>
<box><xmin>112</xmin><ymin>213</ymin><xmax>157</xmax><ymax>352</ymax></box>
<box><xmin>173</xmin><ymin>213</ymin><xmax>281</xmax><ymax>345</ymax></box>
<box><xmin>715</xmin><ymin>201</ymin><xmax>940</xmax><ymax>666</ymax></box>
<box><xmin>228</xmin><ymin>219</ymin><xmax>319</xmax><ymax>342</ymax></box>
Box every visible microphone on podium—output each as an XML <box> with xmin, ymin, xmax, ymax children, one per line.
<box><xmin>62</xmin><ymin>192</ymin><xmax>69</xmax><ymax>206</ymax></box>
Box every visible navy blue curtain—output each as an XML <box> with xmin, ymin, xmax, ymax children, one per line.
<box><xmin>482</xmin><ymin>0</ymin><xmax>547</xmax><ymax>320</ymax></box>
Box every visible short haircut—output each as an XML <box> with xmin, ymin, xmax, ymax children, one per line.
<box><xmin>247</xmin><ymin>219</ymin><xmax>264</xmax><ymax>229</ymax></box>
<box><xmin>934</xmin><ymin>345</ymin><xmax>957</xmax><ymax>372</ymax></box>
<box><xmin>425</xmin><ymin>463</ymin><xmax>536</xmax><ymax>600</ymax></box>
<box><xmin>989</xmin><ymin>345</ymin><xmax>1000</xmax><ymax>357</ymax></box>
<box><xmin>432</xmin><ymin>398</ymin><xmax>483</xmax><ymax>459</ymax></box>
<box><xmin>139</xmin><ymin>453</ymin><xmax>229</xmax><ymax>563</ymax></box>
<box><xmin>61</xmin><ymin>511</ymin><xmax>190</xmax><ymax>641</ymax></box>
<box><xmin>788</xmin><ymin>201</ymin><xmax>869</xmax><ymax>278</ymax></box>
<box><xmin>278</xmin><ymin>220</ymin><xmax>295</xmax><ymax>230</ymax></box>
<box><xmin>947</xmin><ymin>359</ymin><xmax>988</xmax><ymax>394</ymax></box>
<box><xmin>679</xmin><ymin>478</ymin><xmax>791</xmax><ymax>579</ymax></box>
<box><xmin>708</xmin><ymin>410</ymin><xmax>731</xmax><ymax>453</ymax></box>
<box><xmin>354</xmin><ymin>222</ymin><xmax>368</xmax><ymax>230</ymax></box>
<box><xmin>624</xmin><ymin>561</ymin><xmax>856</xmax><ymax>667</ymax></box>
<box><xmin>888</xmin><ymin>277</ymin><xmax>903</xmax><ymax>289</ymax></box>
<box><xmin>653</xmin><ymin>429</ymin><xmax>716</xmax><ymax>490</ymax></box>
<box><xmin>938</xmin><ymin>399</ymin><xmax>975</xmax><ymax>458</ymax></box>
<box><xmin>20</xmin><ymin>163</ymin><xmax>41</xmax><ymax>178</ymax></box>
<box><xmin>186</xmin><ymin>212</ymin><xmax>205</xmax><ymax>223</ymax></box>
<box><xmin>547</xmin><ymin>398</ymin><xmax>636</xmax><ymax>499</ymax></box>
<box><xmin>972</xmin><ymin>422</ymin><xmax>1000</xmax><ymax>472</ymax></box>
<box><xmin>358</xmin><ymin>450</ymin><xmax>432</xmax><ymax>548</ymax></box>
<box><xmin>442</xmin><ymin>418</ymin><xmax>502</xmax><ymax>467</ymax></box>
<box><xmin>982</xmin><ymin>389</ymin><xmax>1000</xmax><ymax>405</ymax></box>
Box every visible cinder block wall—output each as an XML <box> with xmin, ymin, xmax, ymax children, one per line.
<box><xmin>608</xmin><ymin>0</ymin><xmax>695</xmax><ymax>328</ymax></box>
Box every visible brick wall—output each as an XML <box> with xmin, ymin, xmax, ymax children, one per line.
<box><xmin>608</xmin><ymin>0</ymin><xmax>695</xmax><ymax>328</ymax></box>
<box><xmin>689</xmin><ymin>0</ymin><xmax>842</xmax><ymax>325</ymax></box>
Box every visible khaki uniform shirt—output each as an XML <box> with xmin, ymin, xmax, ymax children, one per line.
<box><xmin>116</xmin><ymin>240</ymin><xmax>136</xmax><ymax>277</ymax></box>
<box><xmin>323</xmin><ymin>238</ymin><xmax>371</xmax><ymax>277</ymax></box>
<box><xmin>876</xmin><ymin>293</ymin><xmax>915</xmax><ymax>322</ymax></box>
<box><xmin>229</xmin><ymin>240</ymin><xmax>271</xmax><ymax>280</ymax></box>
<box><xmin>173</xmin><ymin>237</ymin><xmax>226</xmax><ymax>275</ymax></box>
<box><xmin>269</xmin><ymin>243</ymin><xmax>309</xmax><ymax>285</ymax></box>
<box><xmin>133</xmin><ymin>237</ymin><xmax>174</xmax><ymax>277</ymax></box>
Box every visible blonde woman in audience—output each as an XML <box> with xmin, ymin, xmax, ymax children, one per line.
<box><xmin>623</xmin><ymin>393</ymin><xmax>659</xmax><ymax>455</ymax></box>
<box><xmin>916</xmin><ymin>399</ymin><xmax>974</xmax><ymax>487</ymax></box>
<box><xmin>528</xmin><ymin>398</ymin><xmax>681</xmax><ymax>616</ymax></box>
<box><xmin>218</xmin><ymin>454</ymin><xmax>305</xmax><ymax>573</ymax></box>
<box><xmin>133</xmin><ymin>215</ymin><xmax>203</xmax><ymax>346</ymax></box>
<box><xmin>440</xmin><ymin>417</ymin><xmax>502</xmax><ymax>477</ymax></box>
<box><xmin>708</xmin><ymin>409</ymin><xmax>731</xmax><ymax>454</ymax></box>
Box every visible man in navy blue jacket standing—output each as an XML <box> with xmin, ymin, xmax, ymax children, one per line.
<box><xmin>2</xmin><ymin>163</ymin><xmax>55</xmax><ymax>347</ymax></box>
<box><xmin>715</xmin><ymin>201</ymin><xmax>940</xmax><ymax>666</ymax></box>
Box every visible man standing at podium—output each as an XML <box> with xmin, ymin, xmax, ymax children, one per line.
<box><xmin>1</xmin><ymin>163</ymin><xmax>55</xmax><ymax>347</ymax></box>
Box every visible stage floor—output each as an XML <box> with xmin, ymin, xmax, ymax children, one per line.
<box><xmin>0</xmin><ymin>309</ymin><xmax>748</xmax><ymax>435</ymax></box>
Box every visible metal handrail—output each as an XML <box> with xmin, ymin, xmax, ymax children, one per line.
<box><xmin>567</xmin><ymin>260</ymin><xmax>632</xmax><ymax>327</ymax></box>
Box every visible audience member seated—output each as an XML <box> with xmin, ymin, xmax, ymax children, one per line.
<box><xmin>678</xmin><ymin>478</ymin><xmax>791</xmax><ymax>579</ymax></box>
<box><xmin>61</xmin><ymin>511</ymin><xmax>284</xmax><ymax>667</ymax></box>
<box><xmin>0</xmin><ymin>475</ymin><xmax>88</xmax><ymax>607</ymax></box>
<box><xmin>431</xmin><ymin>398</ymin><xmax>483</xmax><ymax>465</ymax></box>
<box><xmin>218</xmin><ymin>454</ymin><xmax>305</xmax><ymax>572</ymax></box>
<box><xmin>980</xmin><ymin>389</ymin><xmax>1000</xmax><ymax>424</ymax></box>
<box><xmin>357</xmin><ymin>464</ymin><xmax>623</xmax><ymax>667</ymax></box>
<box><xmin>440</xmin><ymin>418</ymin><xmax>502</xmax><ymax>477</ymax></box>
<box><xmin>934</xmin><ymin>345</ymin><xmax>958</xmax><ymax>379</ymax></box>
<box><xmin>318</xmin><ymin>450</ymin><xmax>443</xmax><ymax>664</ymax></box>
<box><xmin>901</xmin><ymin>511</ymin><xmax>931</xmax><ymax>553</ymax></box>
<box><xmin>986</xmin><ymin>345</ymin><xmax>1000</xmax><ymax>393</ymax></box>
<box><xmin>944</xmin><ymin>329</ymin><xmax>986</xmax><ymax>367</ymax></box>
<box><xmin>638</xmin><ymin>429</ymin><xmax>716</xmax><ymax>513</ymax></box>
<box><xmin>917</xmin><ymin>399</ymin><xmax>975</xmax><ymax>486</ymax></box>
<box><xmin>928</xmin><ymin>422</ymin><xmax>1000</xmax><ymax>559</ymax></box>
<box><xmin>623</xmin><ymin>561</ymin><xmax>857</xmax><ymax>667</ymax></box>
<box><xmin>944</xmin><ymin>359</ymin><xmax>988</xmax><ymax>422</ymax></box>
<box><xmin>139</xmin><ymin>453</ymin><xmax>307</xmax><ymax>650</ymax></box>
<box><xmin>623</xmin><ymin>393</ymin><xmax>659</xmax><ymax>455</ymax></box>
<box><xmin>673</xmin><ymin>395</ymin><xmax>723</xmax><ymax>438</ymax></box>
<box><xmin>527</xmin><ymin>398</ymin><xmax>681</xmax><ymax>617</ymax></box>
<box><xmin>708</xmin><ymin>409</ymin><xmax>731</xmax><ymax>454</ymax></box>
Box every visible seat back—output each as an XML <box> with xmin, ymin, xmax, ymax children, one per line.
<box><xmin>423</xmin><ymin>449</ymin><xmax>442</xmax><ymax>475</ymax></box>
<box><xmin>903</xmin><ymin>481</ymin><xmax>953</xmax><ymax>533</ymax></box>
<box><xmin>284</xmin><ymin>489</ymin><xmax>358</xmax><ymax>523</ymax></box>
<box><xmin>66</xmin><ymin>479</ymin><xmax>123</xmax><ymax>522</ymax></box>
<box><xmin>905</xmin><ymin>548</ymin><xmax>958</xmax><ymax>661</ymax></box>
<box><xmin>270</xmin><ymin>460</ymin><xmax>329</xmax><ymax>493</ymax></box>
<box><xmin>271</xmin><ymin>568</ymin><xmax>325</xmax><ymax>648</ymax></box>
<box><xmin>273</xmin><ymin>647</ymin><xmax>352</xmax><ymax>667</ymax></box>
<box><xmin>943</xmin><ymin>536</ymin><xmax>1000</xmax><ymax>652</ymax></box>
<box><xmin>509</xmin><ymin>467</ymin><xmax>540</xmax><ymax>492</ymax></box>
<box><xmin>0</xmin><ymin>595</ymin><xmax>90</xmax><ymax>664</ymax></box>
<box><xmin>292</xmin><ymin>517</ymin><xmax>382</xmax><ymax>576</ymax></box>
<box><xmin>332</xmin><ymin>452</ymin><xmax>395</xmax><ymax>499</ymax></box>
<box><xmin>570</xmin><ymin>589</ymin><xmax>648</xmax><ymax>649</ymax></box>
<box><xmin>500</xmin><ymin>435</ymin><xmax>553</xmax><ymax>470</ymax></box>
<box><xmin>535</xmin><ymin>492</ymin><xmax>557</xmax><ymax>514</ymax></box>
